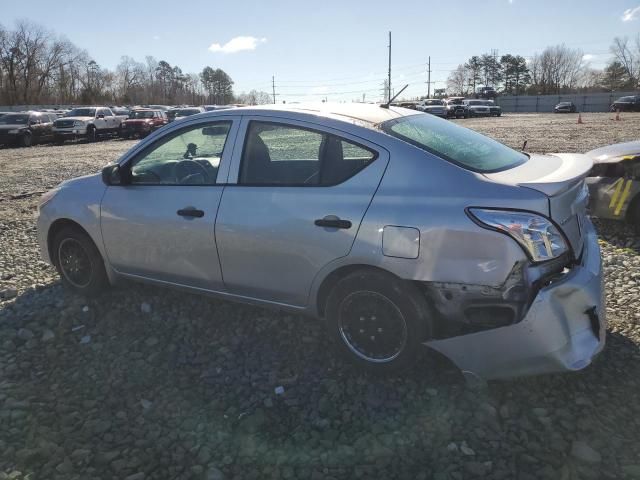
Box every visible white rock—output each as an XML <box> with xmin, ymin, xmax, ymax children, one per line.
<box><xmin>274</xmin><ymin>386</ymin><xmax>285</xmax><ymax>395</ymax></box>
<box><xmin>140</xmin><ymin>399</ymin><xmax>152</xmax><ymax>409</ymax></box>
<box><xmin>80</xmin><ymin>335</ymin><xmax>91</xmax><ymax>344</ymax></box>
<box><xmin>460</xmin><ymin>441</ymin><xmax>475</xmax><ymax>456</ymax></box>
<box><xmin>42</xmin><ymin>329</ymin><xmax>55</xmax><ymax>342</ymax></box>
<box><xmin>141</xmin><ymin>302</ymin><xmax>152</xmax><ymax>313</ymax></box>
<box><xmin>82</xmin><ymin>306</ymin><xmax>89</xmax><ymax>313</ymax></box>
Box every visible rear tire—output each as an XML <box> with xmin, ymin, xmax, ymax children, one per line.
<box><xmin>52</xmin><ymin>227</ymin><xmax>109</xmax><ymax>296</ymax></box>
<box><xmin>325</xmin><ymin>269</ymin><xmax>431</xmax><ymax>373</ymax></box>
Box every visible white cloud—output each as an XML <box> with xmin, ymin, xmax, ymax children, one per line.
<box><xmin>622</xmin><ymin>5</ymin><xmax>640</xmax><ymax>21</ymax></box>
<box><xmin>583</xmin><ymin>54</ymin><xmax>595</xmax><ymax>61</ymax></box>
<box><xmin>152</xmin><ymin>35</ymin><xmax>160</xmax><ymax>41</ymax></box>
<box><xmin>208</xmin><ymin>36</ymin><xmax>267</xmax><ymax>54</ymax></box>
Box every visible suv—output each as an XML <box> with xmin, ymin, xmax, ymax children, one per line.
<box><xmin>464</xmin><ymin>99</ymin><xmax>491</xmax><ymax>117</ymax></box>
<box><xmin>610</xmin><ymin>95</ymin><xmax>640</xmax><ymax>112</ymax></box>
<box><xmin>0</xmin><ymin>111</ymin><xmax>56</xmax><ymax>147</ymax></box>
<box><xmin>477</xmin><ymin>86</ymin><xmax>498</xmax><ymax>99</ymax></box>
<box><xmin>444</xmin><ymin>98</ymin><xmax>469</xmax><ymax>118</ymax></box>
<box><xmin>417</xmin><ymin>99</ymin><xmax>447</xmax><ymax>117</ymax></box>
<box><xmin>121</xmin><ymin>109</ymin><xmax>168</xmax><ymax>138</ymax></box>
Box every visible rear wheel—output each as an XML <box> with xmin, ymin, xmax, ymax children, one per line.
<box><xmin>325</xmin><ymin>269</ymin><xmax>431</xmax><ymax>372</ymax></box>
<box><xmin>52</xmin><ymin>227</ymin><xmax>109</xmax><ymax>296</ymax></box>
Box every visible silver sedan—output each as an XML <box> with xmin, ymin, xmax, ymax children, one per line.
<box><xmin>37</xmin><ymin>104</ymin><xmax>605</xmax><ymax>380</ymax></box>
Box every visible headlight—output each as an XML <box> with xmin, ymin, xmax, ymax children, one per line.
<box><xmin>8</xmin><ymin>129</ymin><xmax>20</xmax><ymax>134</ymax></box>
<box><xmin>38</xmin><ymin>187</ymin><xmax>61</xmax><ymax>212</ymax></box>
<box><xmin>468</xmin><ymin>208</ymin><xmax>569</xmax><ymax>262</ymax></box>
<box><xmin>73</xmin><ymin>121</ymin><xmax>84</xmax><ymax>127</ymax></box>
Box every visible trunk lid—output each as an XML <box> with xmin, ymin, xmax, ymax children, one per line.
<box><xmin>484</xmin><ymin>153</ymin><xmax>593</xmax><ymax>256</ymax></box>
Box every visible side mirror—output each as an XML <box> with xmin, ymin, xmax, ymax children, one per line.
<box><xmin>102</xmin><ymin>164</ymin><xmax>128</xmax><ymax>185</ymax></box>
<box><xmin>98</xmin><ymin>114</ymin><xmax>105</xmax><ymax>119</ymax></box>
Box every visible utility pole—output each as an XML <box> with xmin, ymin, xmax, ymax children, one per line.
<box><xmin>427</xmin><ymin>56</ymin><xmax>432</xmax><ymax>99</ymax></box>
<box><xmin>272</xmin><ymin>75</ymin><xmax>276</xmax><ymax>104</ymax></box>
<box><xmin>387</xmin><ymin>31</ymin><xmax>392</xmax><ymax>104</ymax></box>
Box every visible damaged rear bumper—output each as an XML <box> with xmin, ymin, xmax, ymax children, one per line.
<box><xmin>425</xmin><ymin>218</ymin><xmax>605</xmax><ymax>380</ymax></box>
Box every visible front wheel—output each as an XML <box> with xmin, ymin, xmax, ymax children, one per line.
<box><xmin>86</xmin><ymin>126</ymin><xmax>97</xmax><ymax>142</ymax></box>
<box><xmin>21</xmin><ymin>133</ymin><xmax>33</xmax><ymax>147</ymax></box>
<box><xmin>52</xmin><ymin>227</ymin><xmax>109</xmax><ymax>296</ymax></box>
<box><xmin>325</xmin><ymin>269</ymin><xmax>431</xmax><ymax>372</ymax></box>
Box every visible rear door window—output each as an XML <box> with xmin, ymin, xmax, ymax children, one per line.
<box><xmin>239</xmin><ymin>121</ymin><xmax>377</xmax><ymax>186</ymax></box>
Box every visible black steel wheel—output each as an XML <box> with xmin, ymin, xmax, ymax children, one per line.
<box><xmin>326</xmin><ymin>269</ymin><xmax>431</xmax><ymax>372</ymax></box>
<box><xmin>53</xmin><ymin>226</ymin><xmax>109</xmax><ymax>296</ymax></box>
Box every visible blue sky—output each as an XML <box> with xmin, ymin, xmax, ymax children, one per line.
<box><xmin>2</xmin><ymin>0</ymin><xmax>639</xmax><ymax>102</ymax></box>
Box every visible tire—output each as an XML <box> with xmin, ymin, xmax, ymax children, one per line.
<box><xmin>86</xmin><ymin>126</ymin><xmax>97</xmax><ymax>142</ymax></box>
<box><xmin>52</xmin><ymin>227</ymin><xmax>109</xmax><ymax>296</ymax></box>
<box><xmin>21</xmin><ymin>133</ymin><xmax>32</xmax><ymax>148</ymax></box>
<box><xmin>325</xmin><ymin>269</ymin><xmax>431</xmax><ymax>373</ymax></box>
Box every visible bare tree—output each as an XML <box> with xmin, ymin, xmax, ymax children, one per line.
<box><xmin>529</xmin><ymin>45</ymin><xmax>584</xmax><ymax>94</ymax></box>
<box><xmin>610</xmin><ymin>36</ymin><xmax>639</xmax><ymax>88</ymax></box>
<box><xmin>446</xmin><ymin>64</ymin><xmax>469</xmax><ymax>96</ymax></box>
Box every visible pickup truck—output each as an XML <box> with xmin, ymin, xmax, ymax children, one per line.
<box><xmin>53</xmin><ymin>107</ymin><xmax>128</xmax><ymax>144</ymax></box>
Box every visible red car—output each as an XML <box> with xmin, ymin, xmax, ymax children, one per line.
<box><xmin>121</xmin><ymin>109</ymin><xmax>167</xmax><ymax>138</ymax></box>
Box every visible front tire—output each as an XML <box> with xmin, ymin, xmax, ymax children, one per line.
<box><xmin>86</xmin><ymin>126</ymin><xmax>97</xmax><ymax>142</ymax></box>
<box><xmin>21</xmin><ymin>133</ymin><xmax>33</xmax><ymax>147</ymax></box>
<box><xmin>325</xmin><ymin>269</ymin><xmax>431</xmax><ymax>372</ymax></box>
<box><xmin>52</xmin><ymin>227</ymin><xmax>109</xmax><ymax>296</ymax></box>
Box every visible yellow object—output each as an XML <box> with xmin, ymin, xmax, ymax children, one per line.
<box><xmin>614</xmin><ymin>179</ymin><xmax>633</xmax><ymax>216</ymax></box>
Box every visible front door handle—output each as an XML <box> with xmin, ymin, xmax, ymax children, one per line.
<box><xmin>314</xmin><ymin>216</ymin><xmax>352</xmax><ymax>229</ymax></box>
<box><xmin>177</xmin><ymin>208</ymin><xmax>204</xmax><ymax>218</ymax></box>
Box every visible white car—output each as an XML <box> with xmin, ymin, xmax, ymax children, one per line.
<box><xmin>53</xmin><ymin>107</ymin><xmax>127</xmax><ymax>143</ymax></box>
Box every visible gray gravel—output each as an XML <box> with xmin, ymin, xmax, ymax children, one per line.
<box><xmin>1</xmin><ymin>117</ymin><xmax>640</xmax><ymax>479</ymax></box>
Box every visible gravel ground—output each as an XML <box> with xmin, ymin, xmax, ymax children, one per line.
<box><xmin>1</xmin><ymin>114</ymin><xmax>640</xmax><ymax>480</ymax></box>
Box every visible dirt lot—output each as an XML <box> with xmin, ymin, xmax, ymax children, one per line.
<box><xmin>1</xmin><ymin>113</ymin><xmax>640</xmax><ymax>480</ymax></box>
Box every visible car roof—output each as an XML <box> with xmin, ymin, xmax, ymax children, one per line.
<box><xmin>241</xmin><ymin>103</ymin><xmax>418</xmax><ymax>126</ymax></box>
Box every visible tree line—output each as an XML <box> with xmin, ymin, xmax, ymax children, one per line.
<box><xmin>0</xmin><ymin>20</ymin><xmax>272</xmax><ymax>106</ymax></box>
<box><xmin>446</xmin><ymin>35</ymin><xmax>640</xmax><ymax>97</ymax></box>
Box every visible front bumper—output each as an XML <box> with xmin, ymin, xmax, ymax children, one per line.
<box><xmin>426</xmin><ymin>218</ymin><xmax>605</xmax><ymax>380</ymax></box>
<box><xmin>53</xmin><ymin>127</ymin><xmax>88</xmax><ymax>138</ymax></box>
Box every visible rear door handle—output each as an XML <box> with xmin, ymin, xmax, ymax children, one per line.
<box><xmin>177</xmin><ymin>208</ymin><xmax>204</xmax><ymax>218</ymax></box>
<box><xmin>314</xmin><ymin>216</ymin><xmax>352</xmax><ymax>229</ymax></box>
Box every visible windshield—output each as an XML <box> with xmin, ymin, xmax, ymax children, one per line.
<box><xmin>129</xmin><ymin>111</ymin><xmax>155</xmax><ymax>119</ymax></box>
<box><xmin>176</xmin><ymin>109</ymin><xmax>200</xmax><ymax>117</ymax></box>
<box><xmin>0</xmin><ymin>114</ymin><xmax>29</xmax><ymax>124</ymax></box>
<box><xmin>381</xmin><ymin>114</ymin><xmax>528</xmax><ymax>173</ymax></box>
<box><xmin>66</xmin><ymin>108</ymin><xmax>96</xmax><ymax>117</ymax></box>
<box><xmin>467</xmin><ymin>100</ymin><xmax>483</xmax><ymax>106</ymax></box>
<box><xmin>618</xmin><ymin>96</ymin><xmax>635</xmax><ymax>102</ymax></box>
<box><xmin>424</xmin><ymin>100</ymin><xmax>444</xmax><ymax>106</ymax></box>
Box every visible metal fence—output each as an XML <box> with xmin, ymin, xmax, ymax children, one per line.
<box><xmin>496</xmin><ymin>91</ymin><xmax>638</xmax><ymax>113</ymax></box>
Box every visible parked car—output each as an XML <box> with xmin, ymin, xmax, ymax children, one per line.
<box><xmin>173</xmin><ymin>107</ymin><xmax>206</xmax><ymax>120</ymax></box>
<box><xmin>610</xmin><ymin>95</ymin><xmax>640</xmax><ymax>112</ymax></box>
<box><xmin>121</xmin><ymin>109</ymin><xmax>168</xmax><ymax>138</ymax></box>
<box><xmin>37</xmin><ymin>103</ymin><xmax>604</xmax><ymax>380</ymax></box>
<box><xmin>554</xmin><ymin>101</ymin><xmax>577</xmax><ymax>113</ymax></box>
<box><xmin>53</xmin><ymin>107</ymin><xmax>128</xmax><ymax>144</ymax></box>
<box><xmin>585</xmin><ymin>140</ymin><xmax>640</xmax><ymax>224</ymax></box>
<box><xmin>0</xmin><ymin>111</ymin><xmax>55</xmax><ymax>147</ymax></box>
<box><xmin>481</xmin><ymin>100</ymin><xmax>502</xmax><ymax>117</ymax></box>
<box><xmin>443</xmin><ymin>97</ymin><xmax>469</xmax><ymax>118</ymax></box>
<box><xmin>463</xmin><ymin>99</ymin><xmax>491</xmax><ymax>117</ymax></box>
<box><xmin>416</xmin><ymin>99</ymin><xmax>447</xmax><ymax>117</ymax></box>
<box><xmin>166</xmin><ymin>109</ymin><xmax>179</xmax><ymax>123</ymax></box>
<box><xmin>476</xmin><ymin>86</ymin><xmax>497</xmax><ymax>99</ymax></box>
